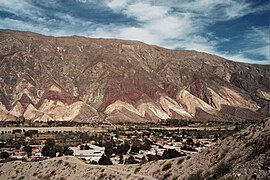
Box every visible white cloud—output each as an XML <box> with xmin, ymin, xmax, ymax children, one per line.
<box><xmin>0</xmin><ymin>0</ymin><xmax>44</xmax><ymax>19</ymax></box>
<box><xmin>238</xmin><ymin>26</ymin><xmax>269</xmax><ymax>63</ymax></box>
<box><xmin>106</xmin><ymin>0</ymin><xmax>128</xmax><ymax>11</ymax></box>
<box><xmin>99</xmin><ymin>0</ymin><xmax>268</xmax><ymax>64</ymax></box>
<box><xmin>124</xmin><ymin>2</ymin><xmax>169</xmax><ymax>21</ymax></box>
<box><xmin>0</xmin><ymin>18</ymin><xmax>51</xmax><ymax>34</ymax></box>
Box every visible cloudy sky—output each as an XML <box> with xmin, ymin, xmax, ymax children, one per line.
<box><xmin>0</xmin><ymin>0</ymin><xmax>269</xmax><ymax>64</ymax></box>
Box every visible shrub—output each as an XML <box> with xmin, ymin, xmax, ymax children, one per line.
<box><xmin>206</xmin><ymin>161</ymin><xmax>232</xmax><ymax>180</ymax></box>
<box><xmin>177</xmin><ymin>158</ymin><xmax>184</xmax><ymax>165</ymax></box>
<box><xmin>212</xmin><ymin>161</ymin><xmax>232</xmax><ymax>178</ymax></box>
<box><xmin>162</xmin><ymin>163</ymin><xmax>172</xmax><ymax>171</ymax></box>
<box><xmin>90</xmin><ymin>160</ymin><xmax>98</xmax><ymax>164</ymax></box>
<box><xmin>187</xmin><ymin>170</ymin><xmax>203</xmax><ymax>180</ymax></box>
<box><xmin>98</xmin><ymin>173</ymin><xmax>106</xmax><ymax>180</ymax></box>
<box><xmin>163</xmin><ymin>173</ymin><xmax>171</xmax><ymax>179</ymax></box>
<box><xmin>57</xmin><ymin>160</ymin><xmax>63</xmax><ymax>164</ymax></box>
<box><xmin>134</xmin><ymin>167</ymin><xmax>141</xmax><ymax>173</ymax></box>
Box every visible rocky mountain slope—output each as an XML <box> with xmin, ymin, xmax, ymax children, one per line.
<box><xmin>1</xmin><ymin>118</ymin><xmax>269</xmax><ymax>180</ymax></box>
<box><xmin>0</xmin><ymin>29</ymin><xmax>269</xmax><ymax>123</ymax></box>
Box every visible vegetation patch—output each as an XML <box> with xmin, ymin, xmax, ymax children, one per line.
<box><xmin>98</xmin><ymin>173</ymin><xmax>106</xmax><ymax>180</ymax></box>
<box><xmin>18</xmin><ymin>176</ymin><xmax>25</xmax><ymax>180</ymax></box>
<box><xmin>187</xmin><ymin>170</ymin><xmax>204</xmax><ymax>180</ymax></box>
<box><xmin>57</xmin><ymin>160</ymin><xmax>63</xmax><ymax>164</ymax></box>
<box><xmin>163</xmin><ymin>173</ymin><xmax>171</xmax><ymax>179</ymax></box>
<box><xmin>177</xmin><ymin>158</ymin><xmax>184</xmax><ymax>165</ymax></box>
<box><xmin>206</xmin><ymin>161</ymin><xmax>232</xmax><ymax>180</ymax></box>
<box><xmin>162</xmin><ymin>163</ymin><xmax>172</xmax><ymax>171</ymax></box>
<box><xmin>134</xmin><ymin>167</ymin><xmax>141</xmax><ymax>174</ymax></box>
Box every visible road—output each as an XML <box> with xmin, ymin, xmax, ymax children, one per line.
<box><xmin>0</xmin><ymin>126</ymin><xmax>107</xmax><ymax>133</ymax></box>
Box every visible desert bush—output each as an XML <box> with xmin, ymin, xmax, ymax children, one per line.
<box><xmin>163</xmin><ymin>173</ymin><xmax>171</xmax><ymax>179</ymax></box>
<box><xmin>162</xmin><ymin>163</ymin><xmax>172</xmax><ymax>171</ymax></box>
<box><xmin>206</xmin><ymin>161</ymin><xmax>232</xmax><ymax>180</ymax></box>
<box><xmin>187</xmin><ymin>170</ymin><xmax>204</xmax><ymax>180</ymax></box>
<box><xmin>90</xmin><ymin>160</ymin><xmax>98</xmax><ymax>164</ymax></box>
<box><xmin>57</xmin><ymin>160</ymin><xmax>63</xmax><ymax>164</ymax></box>
<box><xmin>98</xmin><ymin>173</ymin><xmax>106</xmax><ymax>180</ymax></box>
<box><xmin>134</xmin><ymin>167</ymin><xmax>141</xmax><ymax>173</ymax></box>
<box><xmin>18</xmin><ymin>176</ymin><xmax>25</xmax><ymax>180</ymax></box>
<box><xmin>177</xmin><ymin>158</ymin><xmax>184</xmax><ymax>165</ymax></box>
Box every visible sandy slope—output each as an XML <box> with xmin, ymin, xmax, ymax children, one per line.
<box><xmin>0</xmin><ymin>156</ymin><xmax>154</xmax><ymax>180</ymax></box>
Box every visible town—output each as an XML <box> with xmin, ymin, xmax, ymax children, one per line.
<box><xmin>0</xmin><ymin>119</ymin><xmax>241</xmax><ymax>165</ymax></box>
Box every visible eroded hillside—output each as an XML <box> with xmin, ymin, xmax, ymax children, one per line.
<box><xmin>0</xmin><ymin>29</ymin><xmax>269</xmax><ymax>123</ymax></box>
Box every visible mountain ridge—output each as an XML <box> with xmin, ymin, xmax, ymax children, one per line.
<box><xmin>0</xmin><ymin>29</ymin><xmax>269</xmax><ymax>123</ymax></box>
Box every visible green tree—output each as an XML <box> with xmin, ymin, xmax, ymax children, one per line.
<box><xmin>105</xmin><ymin>142</ymin><xmax>114</xmax><ymax>157</ymax></box>
<box><xmin>126</xmin><ymin>155</ymin><xmax>137</xmax><ymax>164</ymax></box>
<box><xmin>80</xmin><ymin>132</ymin><xmax>90</xmax><ymax>143</ymax></box>
<box><xmin>24</xmin><ymin>130</ymin><xmax>38</xmax><ymax>137</ymax></box>
<box><xmin>0</xmin><ymin>151</ymin><xmax>10</xmax><ymax>159</ymax></box>
<box><xmin>63</xmin><ymin>146</ymin><xmax>74</xmax><ymax>155</ymax></box>
<box><xmin>98</xmin><ymin>154</ymin><xmax>113</xmax><ymax>165</ymax></box>
<box><xmin>45</xmin><ymin>138</ymin><xmax>56</xmax><ymax>147</ymax></box>
<box><xmin>186</xmin><ymin>138</ymin><xmax>194</xmax><ymax>145</ymax></box>
<box><xmin>119</xmin><ymin>154</ymin><xmax>124</xmax><ymax>164</ymax></box>
<box><xmin>141</xmin><ymin>139</ymin><xmax>152</xmax><ymax>150</ymax></box>
<box><xmin>24</xmin><ymin>145</ymin><xmax>32</xmax><ymax>156</ymax></box>
<box><xmin>162</xmin><ymin>149</ymin><xmax>182</xmax><ymax>159</ymax></box>
<box><xmin>41</xmin><ymin>139</ymin><xmax>61</xmax><ymax>157</ymax></box>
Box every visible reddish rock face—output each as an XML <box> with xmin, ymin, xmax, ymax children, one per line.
<box><xmin>164</xmin><ymin>82</ymin><xmax>177</xmax><ymax>98</ymax></box>
<box><xmin>0</xmin><ymin>29</ymin><xmax>269</xmax><ymax>123</ymax></box>
<box><xmin>99</xmin><ymin>77</ymin><xmax>139</xmax><ymax>111</ymax></box>
<box><xmin>18</xmin><ymin>94</ymin><xmax>33</xmax><ymax>112</ymax></box>
<box><xmin>43</xmin><ymin>88</ymin><xmax>78</xmax><ymax>105</ymax></box>
<box><xmin>190</xmin><ymin>78</ymin><xmax>207</xmax><ymax>101</ymax></box>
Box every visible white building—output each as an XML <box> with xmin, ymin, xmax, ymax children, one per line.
<box><xmin>70</xmin><ymin>144</ymin><xmax>105</xmax><ymax>162</ymax></box>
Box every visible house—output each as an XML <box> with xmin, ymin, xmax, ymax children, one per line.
<box><xmin>32</xmin><ymin>152</ymin><xmax>44</xmax><ymax>161</ymax></box>
<box><xmin>70</xmin><ymin>144</ymin><xmax>105</xmax><ymax>162</ymax></box>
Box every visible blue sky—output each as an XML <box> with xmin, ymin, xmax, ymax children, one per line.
<box><xmin>0</xmin><ymin>0</ymin><xmax>269</xmax><ymax>64</ymax></box>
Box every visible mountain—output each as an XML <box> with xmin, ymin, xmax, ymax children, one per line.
<box><xmin>1</xmin><ymin>118</ymin><xmax>269</xmax><ymax>179</ymax></box>
<box><xmin>0</xmin><ymin>29</ymin><xmax>269</xmax><ymax>123</ymax></box>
